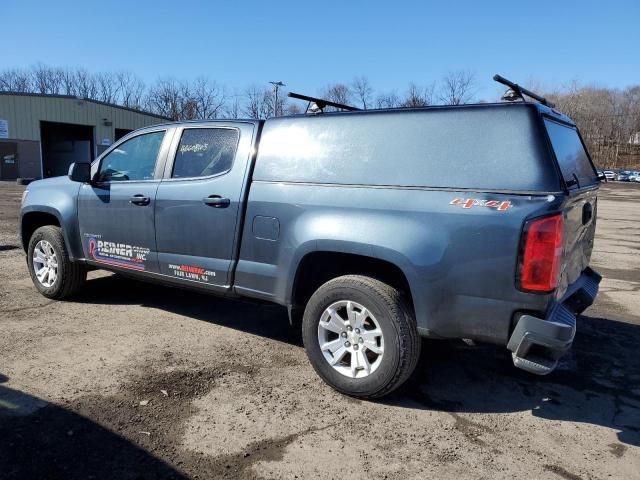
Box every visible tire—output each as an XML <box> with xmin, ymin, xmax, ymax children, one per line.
<box><xmin>27</xmin><ymin>225</ymin><xmax>86</xmax><ymax>299</ymax></box>
<box><xmin>302</xmin><ymin>275</ymin><xmax>421</xmax><ymax>399</ymax></box>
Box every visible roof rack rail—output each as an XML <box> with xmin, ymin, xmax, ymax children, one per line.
<box><xmin>493</xmin><ymin>74</ymin><xmax>555</xmax><ymax>108</ymax></box>
<box><xmin>288</xmin><ymin>92</ymin><xmax>361</xmax><ymax>114</ymax></box>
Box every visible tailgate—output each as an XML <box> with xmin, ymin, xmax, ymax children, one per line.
<box><xmin>557</xmin><ymin>189</ymin><xmax>597</xmax><ymax>298</ymax></box>
<box><xmin>543</xmin><ymin>117</ymin><xmax>600</xmax><ymax>298</ymax></box>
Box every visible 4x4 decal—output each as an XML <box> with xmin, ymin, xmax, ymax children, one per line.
<box><xmin>450</xmin><ymin>198</ymin><xmax>512</xmax><ymax>211</ymax></box>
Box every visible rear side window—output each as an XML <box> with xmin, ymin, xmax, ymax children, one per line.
<box><xmin>172</xmin><ymin>128</ymin><xmax>239</xmax><ymax>179</ymax></box>
<box><xmin>544</xmin><ymin>119</ymin><xmax>597</xmax><ymax>188</ymax></box>
<box><xmin>97</xmin><ymin>131</ymin><xmax>165</xmax><ymax>182</ymax></box>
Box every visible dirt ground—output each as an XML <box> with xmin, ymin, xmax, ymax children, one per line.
<box><xmin>0</xmin><ymin>181</ymin><xmax>639</xmax><ymax>480</ymax></box>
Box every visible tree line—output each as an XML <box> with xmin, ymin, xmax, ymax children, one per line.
<box><xmin>1</xmin><ymin>64</ymin><xmax>638</xmax><ymax>168</ymax></box>
<box><xmin>544</xmin><ymin>82</ymin><xmax>640</xmax><ymax>169</ymax></box>
<box><xmin>0</xmin><ymin>64</ymin><xmax>477</xmax><ymax>119</ymax></box>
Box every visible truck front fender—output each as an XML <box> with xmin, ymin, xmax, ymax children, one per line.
<box><xmin>20</xmin><ymin>178</ymin><xmax>83</xmax><ymax>260</ymax></box>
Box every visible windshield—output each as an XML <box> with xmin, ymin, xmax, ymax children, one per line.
<box><xmin>544</xmin><ymin>118</ymin><xmax>597</xmax><ymax>188</ymax></box>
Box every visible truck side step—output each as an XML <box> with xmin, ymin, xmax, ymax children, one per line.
<box><xmin>511</xmin><ymin>352</ymin><xmax>557</xmax><ymax>375</ymax></box>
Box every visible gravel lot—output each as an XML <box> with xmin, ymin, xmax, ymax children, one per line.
<box><xmin>1</xmin><ymin>181</ymin><xmax>639</xmax><ymax>479</ymax></box>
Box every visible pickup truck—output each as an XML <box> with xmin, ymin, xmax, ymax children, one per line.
<box><xmin>20</xmin><ymin>83</ymin><xmax>601</xmax><ymax>398</ymax></box>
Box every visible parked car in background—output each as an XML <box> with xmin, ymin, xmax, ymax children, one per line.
<box><xmin>604</xmin><ymin>170</ymin><xmax>616</xmax><ymax>181</ymax></box>
<box><xmin>616</xmin><ymin>171</ymin><xmax>632</xmax><ymax>181</ymax></box>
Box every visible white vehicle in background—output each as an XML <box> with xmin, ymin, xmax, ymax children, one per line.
<box><xmin>616</xmin><ymin>171</ymin><xmax>633</xmax><ymax>181</ymax></box>
<box><xmin>604</xmin><ymin>170</ymin><xmax>616</xmax><ymax>181</ymax></box>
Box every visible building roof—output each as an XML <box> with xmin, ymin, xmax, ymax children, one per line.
<box><xmin>0</xmin><ymin>91</ymin><xmax>170</xmax><ymax>120</ymax></box>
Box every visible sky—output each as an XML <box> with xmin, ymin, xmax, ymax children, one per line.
<box><xmin>2</xmin><ymin>0</ymin><xmax>639</xmax><ymax>101</ymax></box>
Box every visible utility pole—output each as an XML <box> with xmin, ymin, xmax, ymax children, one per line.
<box><xmin>269</xmin><ymin>81</ymin><xmax>285</xmax><ymax>117</ymax></box>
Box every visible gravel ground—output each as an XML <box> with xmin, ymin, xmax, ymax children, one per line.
<box><xmin>0</xmin><ymin>180</ymin><xmax>639</xmax><ymax>480</ymax></box>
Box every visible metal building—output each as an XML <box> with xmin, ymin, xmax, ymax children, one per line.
<box><xmin>0</xmin><ymin>92</ymin><xmax>168</xmax><ymax>180</ymax></box>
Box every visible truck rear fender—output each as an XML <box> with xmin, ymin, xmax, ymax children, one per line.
<box><xmin>280</xmin><ymin>211</ymin><xmax>448</xmax><ymax>330</ymax></box>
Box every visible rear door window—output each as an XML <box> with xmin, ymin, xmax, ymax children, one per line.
<box><xmin>544</xmin><ymin>118</ymin><xmax>597</xmax><ymax>188</ymax></box>
<box><xmin>171</xmin><ymin>128</ymin><xmax>239</xmax><ymax>179</ymax></box>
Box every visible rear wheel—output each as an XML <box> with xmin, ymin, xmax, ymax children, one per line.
<box><xmin>27</xmin><ymin>226</ymin><xmax>86</xmax><ymax>299</ymax></box>
<box><xmin>302</xmin><ymin>275</ymin><xmax>420</xmax><ymax>399</ymax></box>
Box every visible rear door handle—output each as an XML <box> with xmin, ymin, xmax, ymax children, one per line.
<box><xmin>129</xmin><ymin>194</ymin><xmax>150</xmax><ymax>206</ymax></box>
<box><xmin>203</xmin><ymin>196</ymin><xmax>230</xmax><ymax>208</ymax></box>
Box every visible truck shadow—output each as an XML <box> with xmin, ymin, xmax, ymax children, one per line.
<box><xmin>0</xmin><ymin>374</ymin><xmax>186</xmax><ymax>480</ymax></box>
<box><xmin>76</xmin><ymin>274</ymin><xmax>640</xmax><ymax>447</ymax></box>
<box><xmin>78</xmin><ymin>272</ymin><xmax>299</xmax><ymax>345</ymax></box>
<box><xmin>388</xmin><ymin>314</ymin><xmax>640</xmax><ymax>447</ymax></box>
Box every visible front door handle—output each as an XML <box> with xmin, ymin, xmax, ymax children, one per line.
<box><xmin>129</xmin><ymin>194</ymin><xmax>150</xmax><ymax>206</ymax></box>
<box><xmin>203</xmin><ymin>196</ymin><xmax>231</xmax><ymax>208</ymax></box>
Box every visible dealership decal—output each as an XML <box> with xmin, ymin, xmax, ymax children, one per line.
<box><xmin>168</xmin><ymin>264</ymin><xmax>216</xmax><ymax>282</ymax></box>
<box><xmin>180</xmin><ymin>142</ymin><xmax>209</xmax><ymax>154</ymax></box>
<box><xmin>450</xmin><ymin>198</ymin><xmax>512</xmax><ymax>211</ymax></box>
<box><xmin>87</xmin><ymin>236</ymin><xmax>149</xmax><ymax>270</ymax></box>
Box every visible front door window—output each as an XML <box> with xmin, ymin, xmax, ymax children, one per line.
<box><xmin>97</xmin><ymin>131</ymin><xmax>165</xmax><ymax>182</ymax></box>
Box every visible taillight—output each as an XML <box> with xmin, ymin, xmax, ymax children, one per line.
<box><xmin>518</xmin><ymin>214</ymin><xmax>564</xmax><ymax>293</ymax></box>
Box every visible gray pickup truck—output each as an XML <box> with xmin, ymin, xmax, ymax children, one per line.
<box><xmin>20</xmin><ymin>77</ymin><xmax>601</xmax><ymax>398</ymax></box>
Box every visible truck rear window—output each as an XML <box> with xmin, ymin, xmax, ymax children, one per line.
<box><xmin>544</xmin><ymin>119</ymin><xmax>597</xmax><ymax>188</ymax></box>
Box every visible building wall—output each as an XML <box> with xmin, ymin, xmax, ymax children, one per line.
<box><xmin>0</xmin><ymin>139</ymin><xmax>40</xmax><ymax>179</ymax></box>
<box><xmin>0</xmin><ymin>94</ymin><xmax>166</xmax><ymax>143</ymax></box>
<box><xmin>0</xmin><ymin>93</ymin><xmax>168</xmax><ymax>178</ymax></box>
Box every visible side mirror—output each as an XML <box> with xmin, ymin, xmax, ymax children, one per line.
<box><xmin>68</xmin><ymin>162</ymin><xmax>92</xmax><ymax>183</ymax></box>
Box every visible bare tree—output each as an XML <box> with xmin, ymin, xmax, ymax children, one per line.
<box><xmin>96</xmin><ymin>72</ymin><xmax>119</xmax><ymax>103</ymax></box>
<box><xmin>73</xmin><ymin>68</ymin><xmax>98</xmax><ymax>99</ymax></box>
<box><xmin>59</xmin><ymin>68</ymin><xmax>78</xmax><ymax>95</ymax></box>
<box><xmin>352</xmin><ymin>76</ymin><xmax>373</xmax><ymax>109</ymax></box>
<box><xmin>191</xmin><ymin>76</ymin><xmax>226</xmax><ymax>119</ymax></box>
<box><xmin>147</xmin><ymin>78</ymin><xmax>183</xmax><ymax>120</ymax></box>
<box><xmin>401</xmin><ymin>82</ymin><xmax>435</xmax><ymax>107</ymax></box>
<box><xmin>243</xmin><ymin>85</ymin><xmax>270</xmax><ymax>119</ymax></box>
<box><xmin>375</xmin><ymin>91</ymin><xmax>401</xmax><ymax>108</ymax></box>
<box><xmin>115</xmin><ymin>71</ymin><xmax>146</xmax><ymax>108</ymax></box>
<box><xmin>439</xmin><ymin>70</ymin><xmax>476</xmax><ymax>105</ymax></box>
<box><xmin>0</xmin><ymin>68</ymin><xmax>32</xmax><ymax>92</ymax></box>
<box><xmin>323</xmin><ymin>83</ymin><xmax>352</xmax><ymax>109</ymax></box>
<box><xmin>260</xmin><ymin>89</ymin><xmax>275</xmax><ymax>119</ymax></box>
<box><xmin>31</xmin><ymin>63</ymin><xmax>62</xmax><ymax>94</ymax></box>
<box><xmin>224</xmin><ymin>94</ymin><xmax>242</xmax><ymax>119</ymax></box>
<box><xmin>544</xmin><ymin>80</ymin><xmax>640</xmax><ymax>168</ymax></box>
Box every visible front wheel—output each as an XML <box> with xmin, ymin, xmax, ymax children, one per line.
<box><xmin>27</xmin><ymin>225</ymin><xmax>86</xmax><ymax>299</ymax></box>
<box><xmin>302</xmin><ymin>275</ymin><xmax>421</xmax><ymax>399</ymax></box>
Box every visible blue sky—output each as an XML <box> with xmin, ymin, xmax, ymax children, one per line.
<box><xmin>3</xmin><ymin>0</ymin><xmax>639</xmax><ymax>100</ymax></box>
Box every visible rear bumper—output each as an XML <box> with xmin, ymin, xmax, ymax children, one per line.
<box><xmin>507</xmin><ymin>267</ymin><xmax>601</xmax><ymax>375</ymax></box>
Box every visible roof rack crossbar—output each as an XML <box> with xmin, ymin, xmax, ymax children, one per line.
<box><xmin>493</xmin><ymin>74</ymin><xmax>555</xmax><ymax>108</ymax></box>
<box><xmin>288</xmin><ymin>92</ymin><xmax>360</xmax><ymax>113</ymax></box>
